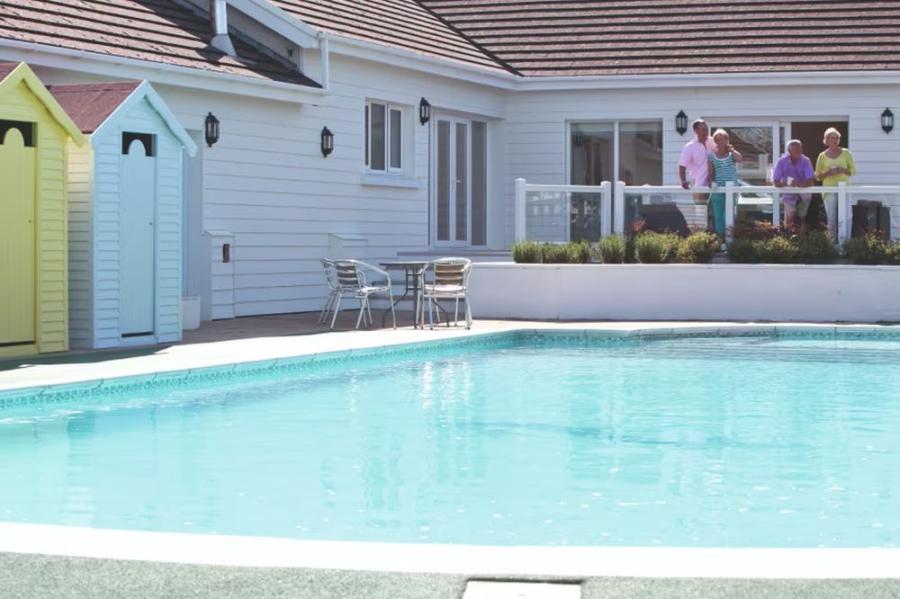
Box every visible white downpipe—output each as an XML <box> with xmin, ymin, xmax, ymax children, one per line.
<box><xmin>614</xmin><ymin>181</ymin><xmax>626</xmax><ymax>235</ymax></box>
<box><xmin>724</xmin><ymin>182</ymin><xmax>736</xmax><ymax>243</ymax></box>
<box><xmin>514</xmin><ymin>178</ymin><xmax>527</xmax><ymax>242</ymax></box>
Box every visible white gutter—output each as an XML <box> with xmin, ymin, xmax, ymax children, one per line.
<box><xmin>513</xmin><ymin>69</ymin><xmax>900</xmax><ymax>91</ymax></box>
<box><xmin>0</xmin><ymin>39</ymin><xmax>325</xmax><ymax>103</ymax></box>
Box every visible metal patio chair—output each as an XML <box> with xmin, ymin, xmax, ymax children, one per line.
<box><xmin>317</xmin><ymin>258</ymin><xmax>340</xmax><ymax>325</ymax></box>
<box><xmin>421</xmin><ymin>258</ymin><xmax>473</xmax><ymax>330</ymax></box>
<box><xmin>330</xmin><ymin>259</ymin><xmax>396</xmax><ymax>330</ymax></box>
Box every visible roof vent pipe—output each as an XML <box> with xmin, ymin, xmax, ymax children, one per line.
<box><xmin>209</xmin><ymin>0</ymin><xmax>236</xmax><ymax>56</ymax></box>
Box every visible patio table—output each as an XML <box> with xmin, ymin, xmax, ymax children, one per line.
<box><xmin>379</xmin><ymin>261</ymin><xmax>429</xmax><ymax>328</ymax></box>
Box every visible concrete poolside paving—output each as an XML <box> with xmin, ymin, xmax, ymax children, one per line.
<box><xmin>2</xmin><ymin>553</ymin><xmax>900</xmax><ymax>599</ymax></box>
<box><xmin>4</xmin><ymin>314</ymin><xmax>900</xmax><ymax>597</ymax></box>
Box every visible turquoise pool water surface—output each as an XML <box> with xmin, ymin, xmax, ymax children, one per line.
<box><xmin>2</xmin><ymin>332</ymin><xmax>900</xmax><ymax>548</ymax></box>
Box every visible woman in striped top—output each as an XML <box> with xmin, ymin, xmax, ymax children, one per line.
<box><xmin>707</xmin><ymin>129</ymin><xmax>742</xmax><ymax>238</ymax></box>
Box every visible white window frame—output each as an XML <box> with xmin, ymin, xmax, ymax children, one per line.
<box><xmin>365</xmin><ymin>100</ymin><xmax>404</xmax><ymax>173</ymax></box>
<box><xmin>566</xmin><ymin>119</ymin><xmax>664</xmax><ymax>186</ymax></box>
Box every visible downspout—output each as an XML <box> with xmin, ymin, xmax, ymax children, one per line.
<box><xmin>317</xmin><ymin>31</ymin><xmax>330</xmax><ymax>91</ymax></box>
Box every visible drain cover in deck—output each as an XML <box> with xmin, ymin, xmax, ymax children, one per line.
<box><xmin>463</xmin><ymin>581</ymin><xmax>581</xmax><ymax>599</ymax></box>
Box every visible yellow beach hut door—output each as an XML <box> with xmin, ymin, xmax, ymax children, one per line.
<box><xmin>0</xmin><ymin>124</ymin><xmax>36</xmax><ymax>346</ymax></box>
<box><xmin>119</xmin><ymin>135</ymin><xmax>156</xmax><ymax>336</ymax></box>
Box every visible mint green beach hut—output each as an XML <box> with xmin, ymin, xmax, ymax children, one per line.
<box><xmin>51</xmin><ymin>80</ymin><xmax>197</xmax><ymax>349</ymax></box>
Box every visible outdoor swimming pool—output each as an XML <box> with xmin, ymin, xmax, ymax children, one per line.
<box><xmin>1</xmin><ymin>331</ymin><xmax>899</xmax><ymax>548</ymax></box>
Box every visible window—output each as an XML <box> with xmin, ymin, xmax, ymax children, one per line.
<box><xmin>569</xmin><ymin>120</ymin><xmax>663</xmax><ymax>241</ymax></box>
<box><xmin>365</xmin><ymin>101</ymin><xmax>403</xmax><ymax>172</ymax></box>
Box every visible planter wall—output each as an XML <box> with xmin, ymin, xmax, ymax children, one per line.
<box><xmin>469</xmin><ymin>263</ymin><xmax>900</xmax><ymax>323</ymax></box>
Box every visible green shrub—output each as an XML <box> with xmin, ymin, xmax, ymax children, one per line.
<box><xmin>732</xmin><ymin>220</ymin><xmax>784</xmax><ymax>241</ymax></box>
<box><xmin>541</xmin><ymin>242</ymin><xmax>570</xmax><ymax>264</ymax></box>
<box><xmin>757</xmin><ymin>236</ymin><xmax>800</xmax><ymax>263</ymax></box>
<box><xmin>726</xmin><ymin>239</ymin><xmax>760</xmax><ymax>263</ymax></box>
<box><xmin>512</xmin><ymin>241</ymin><xmax>542</xmax><ymax>263</ymax></box>
<box><xmin>624</xmin><ymin>235</ymin><xmax>637</xmax><ymax>263</ymax></box>
<box><xmin>597</xmin><ymin>235</ymin><xmax>626</xmax><ymax>263</ymax></box>
<box><xmin>888</xmin><ymin>243</ymin><xmax>900</xmax><ymax>266</ymax></box>
<box><xmin>565</xmin><ymin>240</ymin><xmax>592</xmax><ymax>264</ymax></box>
<box><xmin>634</xmin><ymin>232</ymin><xmax>678</xmax><ymax>264</ymax></box>
<box><xmin>796</xmin><ymin>231</ymin><xmax>838</xmax><ymax>264</ymax></box>
<box><xmin>676</xmin><ymin>231</ymin><xmax>721</xmax><ymax>263</ymax></box>
<box><xmin>844</xmin><ymin>234</ymin><xmax>891</xmax><ymax>265</ymax></box>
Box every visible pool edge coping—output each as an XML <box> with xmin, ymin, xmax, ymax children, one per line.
<box><xmin>3</xmin><ymin>321</ymin><xmax>900</xmax><ymax>399</ymax></box>
<box><xmin>1</xmin><ymin>521</ymin><xmax>899</xmax><ymax>579</ymax></box>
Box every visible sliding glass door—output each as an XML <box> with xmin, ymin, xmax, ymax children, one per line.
<box><xmin>433</xmin><ymin>116</ymin><xmax>487</xmax><ymax>247</ymax></box>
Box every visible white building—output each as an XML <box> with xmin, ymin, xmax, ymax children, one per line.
<box><xmin>1</xmin><ymin>0</ymin><xmax>898</xmax><ymax>322</ymax></box>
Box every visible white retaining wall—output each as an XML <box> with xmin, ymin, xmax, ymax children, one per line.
<box><xmin>469</xmin><ymin>263</ymin><xmax>900</xmax><ymax>323</ymax></box>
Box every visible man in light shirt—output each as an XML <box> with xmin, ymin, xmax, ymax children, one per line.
<box><xmin>679</xmin><ymin>119</ymin><xmax>714</xmax><ymax>190</ymax></box>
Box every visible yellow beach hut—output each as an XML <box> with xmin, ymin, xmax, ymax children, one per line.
<box><xmin>0</xmin><ymin>62</ymin><xmax>85</xmax><ymax>357</ymax></box>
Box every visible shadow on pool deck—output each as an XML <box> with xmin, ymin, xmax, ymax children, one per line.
<box><xmin>0</xmin><ymin>310</ymin><xmax>421</xmax><ymax>373</ymax></box>
<box><xmin>2</xmin><ymin>554</ymin><xmax>900</xmax><ymax>599</ymax></box>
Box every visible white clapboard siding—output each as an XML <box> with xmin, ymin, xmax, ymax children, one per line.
<box><xmin>503</xmin><ymin>84</ymin><xmax>900</xmax><ymax>246</ymax></box>
<box><xmin>66</xmin><ymin>141</ymin><xmax>94</xmax><ymax>347</ymax></box>
<box><xmin>151</xmin><ymin>53</ymin><xmax>507</xmax><ymax>317</ymax></box>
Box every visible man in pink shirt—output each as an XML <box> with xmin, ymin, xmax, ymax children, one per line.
<box><xmin>679</xmin><ymin>119</ymin><xmax>714</xmax><ymax>189</ymax></box>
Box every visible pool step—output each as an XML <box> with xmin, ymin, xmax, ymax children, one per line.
<box><xmin>463</xmin><ymin>581</ymin><xmax>581</xmax><ymax>599</ymax></box>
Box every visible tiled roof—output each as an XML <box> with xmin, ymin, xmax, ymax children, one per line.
<box><xmin>270</xmin><ymin>0</ymin><xmax>514</xmax><ymax>73</ymax></box>
<box><xmin>48</xmin><ymin>81</ymin><xmax>141</xmax><ymax>133</ymax></box>
<box><xmin>417</xmin><ymin>0</ymin><xmax>900</xmax><ymax>76</ymax></box>
<box><xmin>0</xmin><ymin>0</ymin><xmax>320</xmax><ymax>87</ymax></box>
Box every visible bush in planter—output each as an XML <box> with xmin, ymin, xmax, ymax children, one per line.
<box><xmin>512</xmin><ymin>241</ymin><xmax>542</xmax><ymax>263</ymax></box>
<box><xmin>844</xmin><ymin>233</ymin><xmax>891</xmax><ymax>265</ymax></box>
<box><xmin>566</xmin><ymin>240</ymin><xmax>592</xmax><ymax>264</ymax></box>
<box><xmin>731</xmin><ymin>219</ymin><xmax>785</xmax><ymax>241</ymax></box>
<box><xmin>796</xmin><ymin>230</ymin><xmax>838</xmax><ymax>264</ymax></box>
<box><xmin>597</xmin><ymin>235</ymin><xmax>626</xmax><ymax>263</ymax></box>
<box><xmin>888</xmin><ymin>243</ymin><xmax>900</xmax><ymax>266</ymax></box>
<box><xmin>676</xmin><ymin>231</ymin><xmax>720</xmax><ymax>263</ymax></box>
<box><xmin>541</xmin><ymin>242</ymin><xmax>571</xmax><ymax>264</ymax></box>
<box><xmin>634</xmin><ymin>232</ymin><xmax>678</xmax><ymax>264</ymax></box>
<box><xmin>726</xmin><ymin>238</ymin><xmax>760</xmax><ymax>263</ymax></box>
<box><xmin>757</xmin><ymin>236</ymin><xmax>800</xmax><ymax>264</ymax></box>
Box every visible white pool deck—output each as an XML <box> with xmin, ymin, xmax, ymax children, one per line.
<box><xmin>3</xmin><ymin>316</ymin><xmax>900</xmax><ymax>579</ymax></box>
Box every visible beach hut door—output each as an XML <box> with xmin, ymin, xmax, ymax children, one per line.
<box><xmin>0</xmin><ymin>124</ymin><xmax>36</xmax><ymax>345</ymax></box>
<box><xmin>119</xmin><ymin>135</ymin><xmax>156</xmax><ymax>336</ymax></box>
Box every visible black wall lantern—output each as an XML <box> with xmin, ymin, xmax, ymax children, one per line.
<box><xmin>320</xmin><ymin>126</ymin><xmax>334</xmax><ymax>157</ymax></box>
<box><xmin>675</xmin><ymin>110</ymin><xmax>688</xmax><ymax>136</ymax></box>
<box><xmin>419</xmin><ymin>97</ymin><xmax>432</xmax><ymax>125</ymax></box>
<box><xmin>882</xmin><ymin>108</ymin><xmax>894</xmax><ymax>134</ymax></box>
<box><xmin>204</xmin><ymin>112</ymin><xmax>220</xmax><ymax>147</ymax></box>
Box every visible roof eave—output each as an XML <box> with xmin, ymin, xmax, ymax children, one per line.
<box><xmin>514</xmin><ymin>69</ymin><xmax>900</xmax><ymax>91</ymax></box>
<box><xmin>322</xmin><ymin>33</ymin><xmax>519</xmax><ymax>90</ymax></box>
<box><xmin>0</xmin><ymin>39</ymin><xmax>325</xmax><ymax>103</ymax></box>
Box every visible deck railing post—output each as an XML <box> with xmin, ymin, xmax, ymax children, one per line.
<box><xmin>837</xmin><ymin>181</ymin><xmax>848</xmax><ymax>245</ymax></box>
<box><xmin>613</xmin><ymin>181</ymin><xmax>626</xmax><ymax>235</ymax></box>
<box><xmin>599</xmin><ymin>181</ymin><xmax>612</xmax><ymax>238</ymax></box>
<box><xmin>724</xmin><ymin>182</ymin><xmax>735</xmax><ymax>243</ymax></box>
<box><xmin>771</xmin><ymin>185</ymin><xmax>781</xmax><ymax>230</ymax></box>
<box><xmin>514</xmin><ymin>177</ymin><xmax>527</xmax><ymax>243</ymax></box>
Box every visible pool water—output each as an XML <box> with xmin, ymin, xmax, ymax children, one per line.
<box><xmin>2</xmin><ymin>332</ymin><xmax>900</xmax><ymax>548</ymax></box>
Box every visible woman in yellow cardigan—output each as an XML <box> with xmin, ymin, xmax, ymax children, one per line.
<box><xmin>815</xmin><ymin>127</ymin><xmax>856</xmax><ymax>237</ymax></box>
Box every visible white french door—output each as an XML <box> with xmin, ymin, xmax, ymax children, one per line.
<box><xmin>432</xmin><ymin>115</ymin><xmax>487</xmax><ymax>247</ymax></box>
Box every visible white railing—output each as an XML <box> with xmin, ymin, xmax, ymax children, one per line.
<box><xmin>515</xmin><ymin>178</ymin><xmax>900</xmax><ymax>245</ymax></box>
<box><xmin>514</xmin><ymin>179</ymin><xmax>611</xmax><ymax>243</ymax></box>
